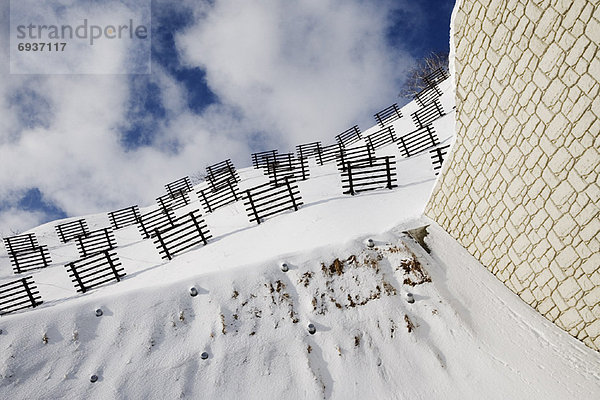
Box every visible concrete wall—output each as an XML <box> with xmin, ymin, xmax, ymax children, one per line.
<box><xmin>426</xmin><ymin>0</ymin><xmax>600</xmax><ymax>350</ymax></box>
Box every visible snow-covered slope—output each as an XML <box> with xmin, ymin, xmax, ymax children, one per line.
<box><xmin>1</xmin><ymin>79</ymin><xmax>599</xmax><ymax>399</ymax></box>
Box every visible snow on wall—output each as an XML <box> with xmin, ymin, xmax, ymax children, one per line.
<box><xmin>426</xmin><ymin>0</ymin><xmax>600</xmax><ymax>350</ymax></box>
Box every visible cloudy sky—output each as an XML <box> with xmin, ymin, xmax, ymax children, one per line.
<box><xmin>0</xmin><ymin>0</ymin><xmax>453</xmax><ymax>234</ymax></box>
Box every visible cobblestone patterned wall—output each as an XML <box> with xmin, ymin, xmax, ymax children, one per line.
<box><xmin>426</xmin><ymin>0</ymin><xmax>600</xmax><ymax>350</ymax></box>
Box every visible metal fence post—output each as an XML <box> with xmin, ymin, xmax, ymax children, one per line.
<box><xmin>246</xmin><ymin>189</ymin><xmax>261</xmax><ymax>224</ymax></box>
<box><xmin>190</xmin><ymin>211</ymin><xmax>208</xmax><ymax>245</ymax></box>
<box><xmin>154</xmin><ymin>229</ymin><xmax>171</xmax><ymax>260</ymax></box>
<box><xmin>385</xmin><ymin>157</ymin><xmax>393</xmax><ymax>189</ymax></box>
<box><xmin>200</xmin><ymin>190</ymin><xmax>212</xmax><ymax>213</ymax></box>
<box><xmin>69</xmin><ymin>262</ymin><xmax>86</xmax><ymax>293</ymax></box>
<box><xmin>21</xmin><ymin>278</ymin><xmax>38</xmax><ymax>308</ymax></box>
<box><xmin>347</xmin><ymin>162</ymin><xmax>355</xmax><ymax>196</ymax></box>
<box><xmin>105</xmin><ymin>250</ymin><xmax>122</xmax><ymax>281</ymax></box>
<box><xmin>399</xmin><ymin>137</ymin><xmax>410</xmax><ymax>157</ymax></box>
<box><xmin>285</xmin><ymin>177</ymin><xmax>299</xmax><ymax>211</ymax></box>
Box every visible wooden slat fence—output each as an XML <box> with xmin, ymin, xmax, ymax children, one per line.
<box><xmin>337</xmin><ymin>144</ymin><xmax>375</xmax><ymax>172</ymax></box>
<box><xmin>397</xmin><ymin>125</ymin><xmax>440</xmax><ymax>157</ymax></box>
<box><xmin>108</xmin><ymin>205</ymin><xmax>141</xmax><ymax>230</ymax></box>
<box><xmin>341</xmin><ymin>156</ymin><xmax>397</xmax><ymax>195</ymax></box>
<box><xmin>265</xmin><ymin>153</ymin><xmax>309</xmax><ymax>186</ymax></box>
<box><xmin>65</xmin><ymin>250</ymin><xmax>125</xmax><ymax>293</ymax></box>
<box><xmin>3</xmin><ymin>233</ymin><xmax>39</xmax><ymax>254</ymax></box>
<box><xmin>6</xmin><ymin>247</ymin><xmax>51</xmax><ymax>274</ymax></box>
<box><xmin>414</xmin><ymin>84</ymin><xmax>443</xmax><ymax>107</ymax></box>
<box><xmin>335</xmin><ymin>125</ymin><xmax>362</xmax><ymax>147</ymax></box>
<box><xmin>319</xmin><ymin>143</ymin><xmax>343</xmax><ymax>165</ymax></box>
<box><xmin>55</xmin><ymin>219</ymin><xmax>89</xmax><ymax>243</ymax></box>
<box><xmin>296</xmin><ymin>142</ymin><xmax>323</xmax><ymax>165</ymax></box>
<box><xmin>198</xmin><ymin>180</ymin><xmax>241</xmax><ymax>213</ymax></box>
<box><xmin>137</xmin><ymin>207</ymin><xmax>176</xmax><ymax>239</ymax></box>
<box><xmin>411</xmin><ymin>99</ymin><xmax>445</xmax><ymax>129</ymax></box>
<box><xmin>75</xmin><ymin>227</ymin><xmax>117</xmax><ymax>258</ymax></box>
<box><xmin>423</xmin><ymin>67</ymin><xmax>449</xmax><ymax>86</ymax></box>
<box><xmin>365</xmin><ymin>126</ymin><xmax>397</xmax><ymax>150</ymax></box>
<box><xmin>206</xmin><ymin>159</ymin><xmax>240</xmax><ymax>191</ymax></box>
<box><xmin>153</xmin><ymin>210</ymin><xmax>212</xmax><ymax>260</ymax></box>
<box><xmin>0</xmin><ymin>276</ymin><xmax>43</xmax><ymax>316</ymax></box>
<box><xmin>244</xmin><ymin>177</ymin><xmax>303</xmax><ymax>224</ymax></box>
<box><xmin>165</xmin><ymin>177</ymin><xmax>193</xmax><ymax>199</ymax></box>
<box><xmin>3</xmin><ymin>234</ymin><xmax>52</xmax><ymax>274</ymax></box>
<box><xmin>430</xmin><ymin>144</ymin><xmax>452</xmax><ymax>175</ymax></box>
<box><xmin>374</xmin><ymin>104</ymin><xmax>403</xmax><ymax>128</ymax></box>
<box><xmin>157</xmin><ymin>191</ymin><xmax>191</xmax><ymax>212</ymax></box>
<box><xmin>251</xmin><ymin>150</ymin><xmax>278</xmax><ymax>169</ymax></box>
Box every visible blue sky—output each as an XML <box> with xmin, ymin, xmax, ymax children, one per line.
<box><xmin>0</xmin><ymin>0</ymin><xmax>454</xmax><ymax>234</ymax></box>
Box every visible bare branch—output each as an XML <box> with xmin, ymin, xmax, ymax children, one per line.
<box><xmin>190</xmin><ymin>170</ymin><xmax>206</xmax><ymax>186</ymax></box>
<box><xmin>399</xmin><ymin>51</ymin><xmax>449</xmax><ymax>99</ymax></box>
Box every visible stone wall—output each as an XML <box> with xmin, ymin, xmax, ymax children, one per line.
<box><xmin>426</xmin><ymin>0</ymin><xmax>600</xmax><ymax>350</ymax></box>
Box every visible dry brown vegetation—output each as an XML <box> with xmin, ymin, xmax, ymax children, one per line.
<box><xmin>404</xmin><ymin>314</ymin><xmax>416</xmax><ymax>333</ymax></box>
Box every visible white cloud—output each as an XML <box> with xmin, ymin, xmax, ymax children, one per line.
<box><xmin>0</xmin><ymin>0</ymin><xmax>415</xmax><ymax>232</ymax></box>
<box><xmin>176</xmin><ymin>0</ymin><xmax>413</xmax><ymax>148</ymax></box>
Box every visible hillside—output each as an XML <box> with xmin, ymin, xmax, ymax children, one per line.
<box><xmin>1</xmin><ymin>78</ymin><xmax>599</xmax><ymax>399</ymax></box>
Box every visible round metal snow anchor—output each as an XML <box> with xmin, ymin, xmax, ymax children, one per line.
<box><xmin>365</xmin><ymin>239</ymin><xmax>375</xmax><ymax>248</ymax></box>
<box><xmin>90</xmin><ymin>375</ymin><xmax>98</xmax><ymax>383</ymax></box>
<box><xmin>95</xmin><ymin>308</ymin><xmax>103</xmax><ymax>317</ymax></box>
<box><xmin>405</xmin><ymin>293</ymin><xmax>415</xmax><ymax>304</ymax></box>
<box><xmin>189</xmin><ymin>287</ymin><xmax>198</xmax><ymax>297</ymax></box>
<box><xmin>201</xmin><ymin>352</ymin><xmax>209</xmax><ymax>360</ymax></box>
<box><xmin>307</xmin><ymin>323</ymin><xmax>316</xmax><ymax>335</ymax></box>
<box><xmin>280</xmin><ymin>263</ymin><xmax>289</xmax><ymax>272</ymax></box>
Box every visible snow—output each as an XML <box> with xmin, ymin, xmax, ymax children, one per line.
<box><xmin>1</xmin><ymin>79</ymin><xmax>598</xmax><ymax>399</ymax></box>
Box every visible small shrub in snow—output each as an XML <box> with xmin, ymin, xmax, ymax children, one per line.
<box><xmin>220</xmin><ymin>314</ymin><xmax>226</xmax><ymax>334</ymax></box>
<box><xmin>398</xmin><ymin>255</ymin><xmax>432</xmax><ymax>286</ymax></box>
<box><xmin>404</xmin><ymin>315</ymin><xmax>415</xmax><ymax>333</ymax></box>
<box><xmin>321</xmin><ymin>258</ymin><xmax>345</xmax><ymax>277</ymax></box>
<box><xmin>298</xmin><ymin>271</ymin><xmax>313</xmax><ymax>287</ymax></box>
